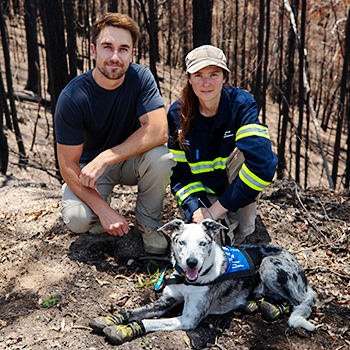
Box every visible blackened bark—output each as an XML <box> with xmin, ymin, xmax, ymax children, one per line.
<box><xmin>0</xmin><ymin>3</ymin><xmax>26</xmax><ymax>161</ymax></box>
<box><xmin>64</xmin><ymin>0</ymin><xmax>78</xmax><ymax>80</ymax></box>
<box><xmin>332</xmin><ymin>8</ymin><xmax>350</xmax><ymax>188</ymax></box>
<box><xmin>24</xmin><ymin>0</ymin><xmax>40</xmax><ymax>94</ymax></box>
<box><xmin>192</xmin><ymin>0</ymin><xmax>213</xmax><ymax>48</ymax></box>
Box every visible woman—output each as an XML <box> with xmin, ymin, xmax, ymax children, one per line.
<box><xmin>167</xmin><ymin>45</ymin><xmax>278</xmax><ymax>245</ymax></box>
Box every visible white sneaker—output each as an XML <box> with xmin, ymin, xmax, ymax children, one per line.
<box><xmin>135</xmin><ymin>221</ymin><xmax>168</xmax><ymax>255</ymax></box>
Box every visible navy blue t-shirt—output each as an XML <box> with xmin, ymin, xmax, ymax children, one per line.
<box><xmin>55</xmin><ymin>63</ymin><xmax>164</xmax><ymax>163</ymax></box>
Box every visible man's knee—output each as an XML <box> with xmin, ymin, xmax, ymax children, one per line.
<box><xmin>62</xmin><ymin>204</ymin><xmax>96</xmax><ymax>233</ymax></box>
<box><xmin>142</xmin><ymin>146</ymin><xmax>176</xmax><ymax>175</ymax></box>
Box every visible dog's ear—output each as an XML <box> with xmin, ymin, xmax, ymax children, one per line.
<box><xmin>201</xmin><ymin>219</ymin><xmax>227</xmax><ymax>238</ymax></box>
<box><xmin>158</xmin><ymin>219</ymin><xmax>186</xmax><ymax>237</ymax></box>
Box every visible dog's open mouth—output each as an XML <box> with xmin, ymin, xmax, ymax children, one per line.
<box><xmin>183</xmin><ymin>268</ymin><xmax>200</xmax><ymax>282</ymax></box>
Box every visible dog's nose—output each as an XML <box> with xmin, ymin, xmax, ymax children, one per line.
<box><xmin>186</xmin><ymin>258</ymin><xmax>198</xmax><ymax>269</ymax></box>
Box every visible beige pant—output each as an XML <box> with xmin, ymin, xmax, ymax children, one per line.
<box><xmin>215</xmin><ymin>147</ymin><xmax>257</xmax><ymax>242</ymax></box>
<box><xmin>181</xmin><ymin>147</ymin><xmax>257</xmax><ymax>242</ymax></box>
<box><xmin>61</xmin><ymin>145</ymin><xmax>176</xmax><ymax>233</ymax></box>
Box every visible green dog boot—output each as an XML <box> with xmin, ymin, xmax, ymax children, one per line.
<box><xmin>89</xmin><ymin>310</ymin><xmax>128</xmax><ymax>332</ymax></box>
<box><xmin>103</xmin><ymin>320</ymin><xmax>145</xmax><ymax>344</ymax></box>
<box><xmin>260</xmin><ymin>300</ymin><xmax>281</xmax><ymax>321</ymax></box>
<box><xmin>241</xmin><ymin>300</ymin><xmax>259</xmax><ymax>314</ymax></box>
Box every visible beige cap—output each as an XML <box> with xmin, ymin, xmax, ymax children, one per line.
<box><xmin>185</xmin><ymin>45</ymin><xmax>230</xmax><ymax>74</ymax></box>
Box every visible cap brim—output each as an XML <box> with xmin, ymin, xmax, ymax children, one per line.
<box><xmin>186</xmin><ymin>59</ymin><xmax>230</xmax><ymax>74</ymax></box>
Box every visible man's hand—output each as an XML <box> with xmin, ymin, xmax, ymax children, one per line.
<box><xmin>98</xmin><ymin>206</ymin><xmax>130</xmax><ymax>236</ymax></box>
<box><xmin>79</xmin><ymin>151</ymin><xmax>112</xmax><ymax>189</ymax></box>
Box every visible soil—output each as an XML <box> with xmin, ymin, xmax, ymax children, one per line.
<box><xmin>1</xmin><ymin>98</ymin><xmax>350</xmax><ymax>350</ymax></box>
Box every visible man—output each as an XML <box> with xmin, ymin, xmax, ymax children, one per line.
<box><xmin>55</xmin><ymin>13</ymin><xmax>176</xmax><ymax>255</ymax></box>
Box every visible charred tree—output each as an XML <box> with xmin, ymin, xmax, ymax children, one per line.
<box><xmin>64</xmin><ymin>0</ymin><xmax>78</xmax><ymax>80</ymax></box>
<box><xmin>40</xmin><ymin>0</ymin><xmax>69</xmax><ymax>179</ymax></box>
<box><xmin>0</xmin><ymin>3</ymin><xmax>26</xmax><ymax>161</ymax></box>
<box><xmin>332</xmin><ymin>8</ymin><xmax>350</xmax><ymax>188</ymax></box>
<box><xmin>241</xmin><ymin>0</ymin><xmax>248</xmax><ymax>89</ymax></box>
<box><xmin>166</xmin><ymin>0</ymin><xmax>172</xmax><ymax>66</ymax></box>
<box><xmin>0</xmin><ymin>95</ymin><xmax>9</xmax><ymax>174</ymax></box>
<box><xmin>277</xmin><ymin>0</ymin><xmax>299</xmax><ymax>179</ymax></box>
<box><xmin>192</xmin><ymin>0</ymin><xmax>213</xmax><ymax>48</ymax></box>
<box><xmin>254</xmin><ymin>0</ymin><xmax>264</xmax><ymax>105</ymax></box>
<box><xmin>136</xmin><ymin>0</ymin><xmax>160</xmax><ymax>89</ymax></box>
<box><xmin>108</xmin><ymin>0</ymin><xmax>118</xmax><ymax>12</ymax></box>
<box><xmin>24</xmin><ymin>0</ymin><xmax>40</xmax><ymax>94</ymax></box>
<box><xmin>0</xmin><ymin>65</ymin><xmax>12</xmax><ymax>130</ymax></box>
<box><xmin>295</xmin><ymin>0</ymin><xmax>306</xmax><ymax>184</ymax></box>
<box><xmin>182</xmin><ymin>0</ymin><xmax>188</xmax><ymax>70</ymax></box>
<box><xmin>261</xmin><ymin>0</ymin><xmax>270</xmax><ymax>123</ymax></box>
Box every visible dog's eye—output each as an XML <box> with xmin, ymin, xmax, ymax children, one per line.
<box><xmin>200</xmin><ymin>242</ymin><xmax>206</xmax><ymax>246</ymax></box>
<box><xmin>179</xmin><ymin>241</ymin><xmax>185</xmax><ymax>245</ymax></box>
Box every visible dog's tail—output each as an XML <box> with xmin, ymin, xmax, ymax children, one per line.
<box><xmin>288</xmin><ymin>286</ymin><xmax>315</xmax><ymax>331</ymax></box>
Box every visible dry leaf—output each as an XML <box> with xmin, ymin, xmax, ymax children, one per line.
<box><xmin>96</xmin><ymin>278</ymin><xmax>110</xmax><ymax>286</ymax></box>
<box><xmin>183</xmin><ymin>334</ymin><xmax>191</xmax><ymax>348</ymax></box>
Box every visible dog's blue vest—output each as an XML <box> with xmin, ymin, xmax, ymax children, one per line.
<box><xmin>222</xmin><ymin>246</ymin><xmax>251</xmax><ymax>275</ymax></box>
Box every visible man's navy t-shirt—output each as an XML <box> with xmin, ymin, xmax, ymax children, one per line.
<box><xmin>55</xmin><ymin>63</ymin><xmax>164</xmax><ymax>163</ymax></box>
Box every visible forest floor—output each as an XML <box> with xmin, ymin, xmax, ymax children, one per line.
<box><xmin>1</xmin><ymin>96</ymin><xmax>350</xmax><ymax>350</ymax></box>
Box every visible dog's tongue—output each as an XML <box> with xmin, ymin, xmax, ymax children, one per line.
<box><xmin>184</xmin><ymin>268</ymin><xmax>199</xmax><ymax>281</ymax></box>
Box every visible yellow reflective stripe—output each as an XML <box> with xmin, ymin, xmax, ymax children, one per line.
<box><xmin>239</xmin><ymin>163</ymin><xmax>271</xmax><ymax>191</ymax></box>
<box><xmin>175</xmin><ymin>182</ymin><xmax>206</xmax><ymax>205</ymax></box>
<box><xmin>169</xmin><ymin>149</ymin><xmax>187</xmax><ymax>162</ymax></box>
<box><xmin>175</xmin><ymin>182</ymin><xmax>215</xmax><ymax>205</ymax></box>
<box><xmin>188</xmin><ymin>157</ymin><xmax>228</xmax><ymax>174</ymax></box>
<box><xmin>235</xmin><ymin>124</ymin><xmax>270</xmax><ymax>141</ymax></box>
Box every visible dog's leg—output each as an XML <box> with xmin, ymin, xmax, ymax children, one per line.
<box><xmin>142</xmin><ymin>291</ymin><xmax>210</xmax><ymax>332</ymax></box>
<box><xmin>259</xmin><ymin>251</ymin><xmax>315</xmax><ymax>331</ymax></box>
<box><xmin>127</xmin><ymin>286</ymin><xmax>183</xmax><ymax>322</ymax></box>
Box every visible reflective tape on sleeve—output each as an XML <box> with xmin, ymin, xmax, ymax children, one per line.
<box><xmin>235</xmin><ymin>124</ymin><xmax>271</xmax><ymax>141</ymax></box>
<box><xmin>238</xmin><ymin>163</ymin><xmax>271</xmax><ymax>192</ymax></box>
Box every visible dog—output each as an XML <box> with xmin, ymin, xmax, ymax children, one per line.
<box><xmin>90</xmin><ymin>219</ymin><xmax>315</xmax><ymax>344</ymax></box>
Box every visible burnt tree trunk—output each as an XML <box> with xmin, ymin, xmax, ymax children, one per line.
<box><xmin>241</xmin><ymin>0</ymin><xmax>248</xmax><ymax>89</ymax></box>
<box><xmin>137</xmin><ymin>0</ymin><xmax>160</xmax><ymax>89</ymax></box>
<box><xmin>192</xmin><ymin>0</ymin><xmax>212</xmax><ymax>48</ymax></box>
<box><xmin>261</xmin><ymin>0</ymin><xmax>270</xmax><ymax>123</ymax></box>
<box><xmin>296</xmin><ymin>0</ymin><xmax>306</xmax><ymax>184</ymax></box>
<box><xmin>182</xmin><ymin>0</ymin><xmax>188</xmax><ymax>70</ymax></box>
<box><xmin>332</xmin><ymin>8</ymin><xmax>350</xmax><ymax>188</ymax></box>
<box><xmin>108</xmin><ymin>0</ymin><xmax>118</xmax><ymax>12</ymax></box>
<box><xmin>255</xmin><ymin>0</ymin><xmax>264</xmax><ymax>105</ymax></box>
<box><xmin>0</xmin><ymin>65</ymin><xmax>12</xmax><ymax>130</ymax></box>
<box><xmin>64</xmin><ymin>0</ymin><xmax>78</xmax><ymax>80</ymax></box>
<box><xmin>24</xmin><ymin>0</ymin><xmax>40</xmax><ymax>94</ymax></box>
<box><xmin>277</xmin><ymin>0</ymin><xmax>299</xmax><ymax>179</ymax></box>
<box><xmin>40</xmin><ymin>0</ymin><xmax>69</xmax><ymax>179</ymax></box>
<box><xmin>0</xmin><ymin>95</ymin><xmax>9</xmax><ymax>174</ymax></box>
<box><xmin>0</xmin><ymin>3</ymin><xmax>26</xmax><ymax>161</ymax></box>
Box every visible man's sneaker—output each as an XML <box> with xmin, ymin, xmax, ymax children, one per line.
<box><xmin>241</xmin><ymin>300</ymin><xmax>259</xmax><ymax>314</ymax></box>
<box><xmin>103</xmin><ymin>320</ymin><xmax>145</xmax><ymax>344</ymax></box>
<box><xmin>89</xmin><ymin>310</ymin><xmax>128</xmax><ymax>332</ymax></box>
<box><xmin>135</xmin><ymin>220</ymin><xmax>168</xmax><ymax>255</ymax></box>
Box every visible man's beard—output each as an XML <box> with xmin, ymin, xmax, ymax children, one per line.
<box><xmin>97</xmin><ymin>60</ymin><xmax>127</xmax><ymax>81</ymax></box>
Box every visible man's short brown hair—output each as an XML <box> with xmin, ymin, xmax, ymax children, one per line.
<box><xmin>92</xmin><ymin>13</ymin><xmax>141</xmax><ymax>47</ymax></box>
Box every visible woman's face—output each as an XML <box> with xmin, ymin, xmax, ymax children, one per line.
<box><xmin>188</xmin><ymin>66</ymin><xmax>226</xmax><ymax>104</ymax></box>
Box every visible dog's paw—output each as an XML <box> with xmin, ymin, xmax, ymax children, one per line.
<box><xmin>103</xmin><ymin>320</ymin><xmax>145</xmax><ymax>344</ymax></box>
<box><xmin>89</xmin><ymin>310</ymin><xmax>128</xmax><ymax>332</ymax></box>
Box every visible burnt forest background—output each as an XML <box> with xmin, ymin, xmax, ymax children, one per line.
<box><xmin>0</xmin><ymin>0</ymin><xmax>349</xmax><ymax>191</ymax></box>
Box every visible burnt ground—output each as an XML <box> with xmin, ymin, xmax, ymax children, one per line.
<box><xmin>1</xmin><ymin>138</ymin><xmax>350</xmax><ymax>350</ymax></box>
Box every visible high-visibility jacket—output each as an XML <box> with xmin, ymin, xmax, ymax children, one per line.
<box><xmin>167</xmin><ymin>85</ymin><xmax>277</xmax><ymax>222</ymax></box>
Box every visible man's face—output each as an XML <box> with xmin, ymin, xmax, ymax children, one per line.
<box><xmin>91</xmin><ymin>26</ymin><xmax>134</xmax><ymax>83</ymax></box>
